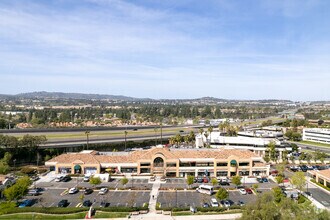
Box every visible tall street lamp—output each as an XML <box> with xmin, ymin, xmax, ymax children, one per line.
<box><xmin>160</xmin><ymin>123</ymin><xmax>163</xmax><ymax>145</ymax></box>
<box><xmin>85</xmin><ymin>131</ymin><xmax>90</xmax><ymax>150</ymax></box>
<box><xmin>124</xmin><ymin>131</ymin><xmax>128</xmax><ymax>151</ymax></box>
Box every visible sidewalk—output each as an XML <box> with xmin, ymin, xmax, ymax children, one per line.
<box><xmin>148</xmin><ymin>177</ymin><xmax>161</xmax><ymax>213</ymax></box>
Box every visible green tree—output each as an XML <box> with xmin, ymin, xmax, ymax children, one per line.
<box><xmin>4</xmin><ymin>176</ymin><xmax>31</xmax><ymax>202</ymax></box>
<box><xmin>276</xmin><ymin>163</ymin><xmax>285</xmax><ymax>176</ymax></box>
<box><xmin>275</xmin><ymin>175</ymin><xmax>284</xmax><ymax>186</ymax></box>
<box><xmin>208</xmin><ymin>126</ymin><xmax>213</xmax><ymax>143</ymax></box>
<box><xmin>216</xmin><ymin>188</ymin><xmax>229</xmax><ymax>201</ymax></box>
<box><xmin>290</xmin><ymin>172</ymin><xmax>306</xmax><ymax>192</ymax></box>
<box><xmin>89</xmin><ymin>176</ymin><xmax>102</xmax><ymax>188</ymax></box>
<box><xmin>211</xmin><ymin>178</ymin><xmax>218</xmax><ymax>186</ymax></box>
<box><xmin>187</xmin><ymin>175</ymin><xmax>194</xmax><ymax>188</ymax></box>
<box><xmin>121</xmin><ymin>177</ymin><xmax>129</xmax><ymax>186</ymax></box>
<box><xmin>232</xmin><ymin>175</ymin><xmax>242</xmax><ymax>188</ymax></box>
<box><xmin>252</xmin><ymin>184</ymin><xmax>259</xmax><ymax>191</ymax></box>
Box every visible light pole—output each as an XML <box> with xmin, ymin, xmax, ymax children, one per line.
<box><xmin>160</xmin><ymin>123</ymin><xmax>163</xmax><ymax>145</ymax></box>
<box><xmin>124</xmin><ymin>131</ymin><xmax>128</xmax><ymax>151</ymax></box>
<box><xmin>13</xmin><ymin>159</ymin><xmax>16</xmax><ymax>175</ymax></box>
<box><xmin>85</xmin><ymin>131</ymin><xmax>90</xmax><ymax>150</ymax></box>
<box><xmin>154</xmin><ymin>127</ymin><xmax>158</xmax><ymax>146</ymax></box>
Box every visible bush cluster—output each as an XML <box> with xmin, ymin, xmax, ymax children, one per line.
<box><xmin>0</xmin><ymin>207</ymin><xmax>89</xmax><ymax>215</ymax></box>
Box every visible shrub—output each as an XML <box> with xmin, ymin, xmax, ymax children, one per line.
<box><xmin>96</xmin><ymin>206</ymin><xmax>147</xmax><ymax>212</ymax></box>
<box><xmin>0</xmin><ymin>207</ymin><xmax>89</xmax><ymax>215</ymax></box>
<box><xmin>20</xmin><ymin>167</ymin><xmax>36</xmax><ymax>175</ymax></box>
<box><xmin>311</xmin><ymin>179</ymin><xmax>330</xmax><ymax>191</ymax></box>
<box><xmin>297</xmin><ymin>195</ymin><xmax>306</xmax><ymax>204</ymax></box>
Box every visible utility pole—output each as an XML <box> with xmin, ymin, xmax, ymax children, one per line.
<box><xmin>85</xmin><ymin>131</ymin><xmax>90</xmax><ymax>150</ymax></box>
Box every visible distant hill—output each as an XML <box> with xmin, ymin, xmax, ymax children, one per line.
<box><xmin>0</xmin><ymin>91</ymin><xmax>296</xmax><ymax>103</ymax></box>
<box><xmin>14</xmin><ymin>91</ymin><xmax>150</xmax><ymax>101</ymax></box>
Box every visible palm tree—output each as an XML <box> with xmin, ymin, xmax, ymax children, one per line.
<box><xmin>208</xmin><ymin>126</ymin><xmax>213</xmax><ymax>144</ymax></box>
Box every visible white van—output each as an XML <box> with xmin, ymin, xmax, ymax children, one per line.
<box><xmin>210</xmin><ymin>198</ymin><xmax>219</xmax><ymax>207</ymax></box>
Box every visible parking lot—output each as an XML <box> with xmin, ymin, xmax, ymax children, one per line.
<box><xmin>27</xmin><ymin>189</ymin><xmax>150</xmax><ymax>208</ymax></box>
<box><xmin>157</xmin><ymin>191</ymin><xmax>257</xmax><ymax>208</ymax></box>
<box><xmin>36</xmin><ymin>178</ymin><xmax>153</xmax><ymax>190</ymax></box>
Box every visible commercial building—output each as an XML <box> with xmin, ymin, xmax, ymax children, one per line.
<box><xmin>308</xmin><ymin>169</ymin><xmax>330</xmax><ymax>188</ymax></box>
<box><xmin>195</xmin><ymin>132</ymin><xmax>291</xmax><ymax>159</ymax></box>
<box><xmin>45</xmin><ymin>147</ymin><xmax>269</xmax><ymax>178</ymax></box>
<box><xmin>303</xmin><ymin>128</ymin><xmax>330</xmax><ymax>144</ymax></box>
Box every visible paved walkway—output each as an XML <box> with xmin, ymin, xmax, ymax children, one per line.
<box><xmin>148</xmin><ymin>177</ymin><xmax>161</xmax><ymax>213</ymax></box>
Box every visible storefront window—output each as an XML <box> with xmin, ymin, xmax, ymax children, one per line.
<box><xmin>140</xmin><ymin>168</ymin><xmax>150</xmax><ymax>173</ymax></box>
<box><xmin>217</xmin><ymin>163</ymin><xmax>228</xmax><ymax>167</ymax></box>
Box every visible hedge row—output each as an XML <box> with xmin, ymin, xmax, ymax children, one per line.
<box><xmin>0</xmin><ymin>207</ymin><xmax>89</xmax><ymax>215</ymax></box>
<box><xmin>0</xmin><ymin>206</ymin><xmax>148</xmax><ymax>215</ymax></box>
<box><xmin>159</xmin><ymin>205</ymin><xmax>242</xmax><ymax>212</ymax></box>
<box><xmin>311</xmin><ymin>179</ymin><xmax>330</xmax><ymax>191</ymax></box>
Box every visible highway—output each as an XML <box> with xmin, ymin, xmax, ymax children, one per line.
<box><xmin>289</xmin><ymin>141</ymin><xmax>330</xmax><ymax>154</ymax></box>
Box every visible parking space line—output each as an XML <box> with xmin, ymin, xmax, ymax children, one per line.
<box><xmin>49</xmin><ymin>202</ymin><xmax>54</xmax><ymax>207</ymax></box>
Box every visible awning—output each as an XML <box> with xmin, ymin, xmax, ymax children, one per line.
<box><xmin>74</xmin><ymin>164</ymin><xmax>81</xmax><ymax>170</ymax></box>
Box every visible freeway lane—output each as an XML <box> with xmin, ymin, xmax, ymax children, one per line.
<box><xmin>289</xmin><ymin>141</ymin><xmax>330</xmax><ymax>154</ymax></box>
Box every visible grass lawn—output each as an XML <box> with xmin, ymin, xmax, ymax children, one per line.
<box><xmin>299</xmin><ymin>140</ymin><xmax>330</xmax><ymax>148</ymax></box>
<box><xmin>0</xmin><ymin>212</ymin><xmax>128</xmax><ymax>219</ymax></box>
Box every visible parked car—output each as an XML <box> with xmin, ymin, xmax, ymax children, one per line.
<box><xmin>83</xmin><ymin>200</ymin><xmax>92</xmax><ymax>207</ymax></box>
<box><xmin>62</xmin><ymin>176</ymin><xmax>72</xmax><ymax>182</ymax></box>
<box><xmin>210</xmin><ymin>198</ymin><xmax>219</xmax><ymax>207</ymax></box>
<box><xmin>160</xmin><ymin>176</ymin><xmax>166</xmax><ymax>182</ymax></box>
<box><xmin>257</xmin><ymin>178</ymin><xmax>263</xmax><ymax>183</ymax></box>
<box><xmin>69</xmin><ymin>187</ymin><xmax>79</xmax><ymax>194</ymax></box>
<box><xmin>84</xmin><ymin>188</ymin><xmax>93</xmax><ymax>195</ymax></box>
<box><xmin>203</xmin><ymin>177</ymin><xmax>209</xmax><ymax>183</ymax></box>
<box><xmin>237</xmin><ymin>200</ymin><xmax>245</xmax><ymax>206</ymax></box>
<box><xmin>57</xmin><ymin>199</ymin><xmax>69</xmax><ymax>207</ymax></box>
<box><xmin>223</xmin><ymin>200</ymin><xmax>231</xmax><ymax>208</ymax></box>
<box><xmin>245</xmin><ymin>188</ymin><xmax>253</xmax><ymax>194</ymax></box>
<box><xmin>99</xmin><ymin>188</ymin><xmax>108</xmax><ymax>195</ymax></box>
<box><xmin>262</xmin><ymin>178</ymin><xmax>269</xmax><ymax>183</ymax></box>
<box><xmin>239</xmin><ymin>189</ymin><xmax>247</xmax><ymax>195</ymax></box>
<box><xmin>55</xmin><ymin>176</ymin><xmax>65</xmax><ymax>182</ymax></box>
<box><xmin>19</xmin><ymin>199</ymin><xmax>33</xmax><ymax>208</ymax></box>
<box><xmin>219</xmin><ymin>181</ymin><xmax>230</xmax><ymax>186</ymax></box>
<box><xmin>83</xmin><ymin>175</ymin><xmax>90</xmax><ymax>182</ymax></box>
<box><xmin>197</xmin><ymin>177</ymin><xmax>203</xmax><ymax>183</ymax></box>
<box><xmin>28</xmin><ymin>189</ymin><xmax>40</xmax><ymax>196</ymax></box>
<box><xmin>202</xmin><ymin>202</ymin><xmax>210</xmax><ymax>208</ymax></box>
<box><xmin>149</xmin><ymin>176</ymin><xmax>156</xmax><ymax>182</ymax></box>
<box><xmin>305</xmin><ymin>192</ymin><xmax>312</xmax><ymax>197</ymax></box>
<box><xmin>100</xmin><ymin>201</ymin><xmax>109</xmax><ymax>208</ymax></box>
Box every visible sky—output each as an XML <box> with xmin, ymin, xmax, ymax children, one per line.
<box><xmin>0</xmin><ymin>0</ymin><xmax>330</xmax><ymax>101</ymax></box>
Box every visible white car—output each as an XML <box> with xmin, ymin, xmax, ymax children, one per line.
<box><xmin>68</xmin><ymin>187</ymin><xmax>79</xmax><ymax>194</ymax></box>
<box><xmin>210</xmin><ymin>198</ymin><xmax>219</xmax><ymax>207</ymax></box>
<box><xmin>99</xmin><ymin>188</ymin><xmax>108</xmax><ymax>195</ymax></box>
<box><xmin>239</xmin><ymin>189</ymin><xmax>247</xmax><ymax>195</ymax></box>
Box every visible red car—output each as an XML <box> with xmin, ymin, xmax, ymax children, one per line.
<box><xmin>283</xmin><ymin>178</ymin><xmax>289</xmax><ymax>183</ymax></box>
<box><xmin>245</xmin><ymin>188</ymin><xmax>253</xmax><ymax>194</ymax></box>
<box><xmin>203</xmin><ymin>177</ymin><xmax>209</xmax><ymax>183</ymax></box>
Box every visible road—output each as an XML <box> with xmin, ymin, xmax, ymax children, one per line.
<box><xmin>289</xmin><ymin>141</ymin><xmax>330</xmax><ymax>154</ymax></box>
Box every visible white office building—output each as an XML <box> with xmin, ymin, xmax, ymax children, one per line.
<box><xmin>196</xmin><ymin>132</ymin><xmax>291</xmax><ymax>159</ymax></box>
<box><xmin>303</xmin><ymin>128</ymin><xmax>330</xmax><ymax>144</ymax></box>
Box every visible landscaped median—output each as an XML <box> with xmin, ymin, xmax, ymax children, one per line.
<box><xmin>0</xmin><ymin>203</ymin><xmax>148</xmax><ymax>219</ymax></box>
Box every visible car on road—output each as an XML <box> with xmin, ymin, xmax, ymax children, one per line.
<box><xmin>210</xmin><ymin>198</ymin><xmax>219</xmax><ymax>207</ymax></box>
<box><xmin>68</xmin><ymin>187</ymin><xmax>79</xmax><ymax>194</ymax></box>
<box><xmin>239</xmin><ymin>189</ymin><xmax>247</xmax><ymax>195</ymax></box>
<box><xmin>245</xmin><ymin>188</ymin><xmax>253</xmax><ymax>194</ymax></box>
<box><xmin>305</xmin><ymin>192</ymin><xmax>312</xmax><ymax>197</ymax></box>
<box><xmin>83</xmin><ymin>200</ymin><xmax>92</xmax><ymax>207</ymax></box>
<box><xmin>84</xmin><ymin>188</ymin><xmax>93</xmax><ymax>195</ymax></box>
<box><xmin>202</xmin><ymin>203</ymin><xmax>210</xmax><ymax>208</ymax></box>
<box><xmin>57</xmin><ymin>199</ymin><xmax>69</xmax><ymax>207</ymax></box>
<box><xmin>99</xmin><ymin>188</ymin><xmax>108</xmax><ymax>195</ymax></box>
<box><xmin>196</xmin><ymin>177</ymin><xmax>203</xmax><ymax>183</ymax></box>
<box><xmin>19</xmin><ymin>199</ymin><xmax>33</xmax><ymax>208</ymax></box>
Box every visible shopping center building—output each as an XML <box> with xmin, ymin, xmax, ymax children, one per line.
<box><xmin>45</xmin><ymin>147</ymin><xmax>269</xmax><ymax>178</ymax></box>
